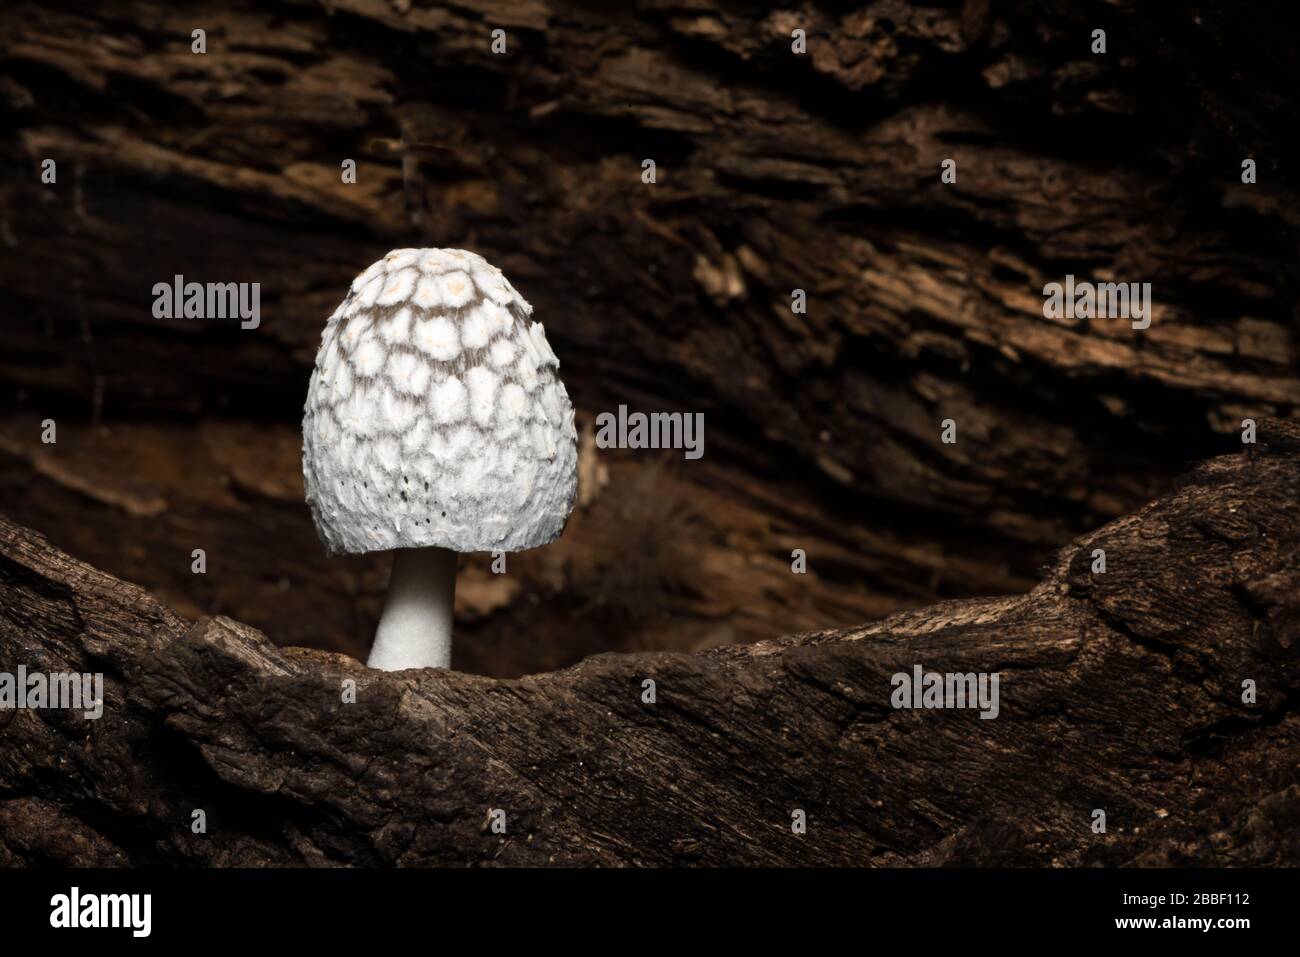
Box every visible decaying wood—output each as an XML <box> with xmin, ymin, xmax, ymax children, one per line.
<box><xmin>2</xmin><ymin>421</ymin><xmax>1297</xmax><ymax>866</ymax></box>
<box><xmin>1</xmin><ymin>1</ymin><xmax>1297</xmax><ymax>670</ymax></box>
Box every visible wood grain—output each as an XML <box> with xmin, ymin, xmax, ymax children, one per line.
<box><xmin>2</xmin><ymin>1</ymin><xmax>1296</xmax><ymax>667</ymax></box>
<box><xmin>1</xmin><ymin>420</ymin><xmax>1297</xmax><ymax>865</ymax></box>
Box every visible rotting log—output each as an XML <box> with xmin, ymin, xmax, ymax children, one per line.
<box><xmin>1</xmin><ymin>420</ymin><xmax>1297</xmax><ymax>866</ymax></box>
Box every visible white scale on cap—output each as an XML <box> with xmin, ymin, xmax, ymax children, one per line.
<box><xmin>302</xmin><ymin>248</ymin><xmax>578</xmax><ymax>557</ymax></box>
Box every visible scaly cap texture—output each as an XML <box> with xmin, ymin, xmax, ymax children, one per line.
<box><xmin>302</xmin><ymin>248</ymin><xmax>578</xmax><ymax>555</ymax></box>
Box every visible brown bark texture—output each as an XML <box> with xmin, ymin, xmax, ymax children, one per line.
<box><xmin>1</xmin><ymin>1</ymin><xmax>1299</xmax><ymax>866</ymax></box>
<box><xmin>1</xmin><ymin>420</ymin><xmax>1299</xmax><ymax>866</ymax></box>
<box><xmin>0</xmin><ymin>1</ymin><xmax>1297</xmax><ymax>672</ymax></box>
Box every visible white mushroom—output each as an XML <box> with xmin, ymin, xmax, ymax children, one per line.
<box><xmin>302</xmin><ymin>248</ymin><xmax>577</xmax><ymax>671</ymax></box>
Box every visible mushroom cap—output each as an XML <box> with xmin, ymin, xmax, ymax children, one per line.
<box><xmin>302</xmin><ymin>248</ymin><xmax>578</xmax><ymax>556</ymax></box>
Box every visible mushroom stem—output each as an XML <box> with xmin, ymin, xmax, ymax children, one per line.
<box><xmin>368</xmin><ymin>546</ymin><xmax>457</xmax><ymax>670</ymax></box>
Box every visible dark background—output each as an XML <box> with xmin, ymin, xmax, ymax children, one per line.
<box><xmin>1</xmin><ymin>0</ymin><xmax>1296</xmax><ymax>676</ymax></box>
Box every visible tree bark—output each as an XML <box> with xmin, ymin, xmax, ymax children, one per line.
<box><xmin>1</xmin><ymin>1</ymin><xmax>1298</xmax><ymax>671</ymax></box>
<box><xmin>2</xmin><ymin>420</ymin><xmax>1297</xmax><ymax>866</ymax></box>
